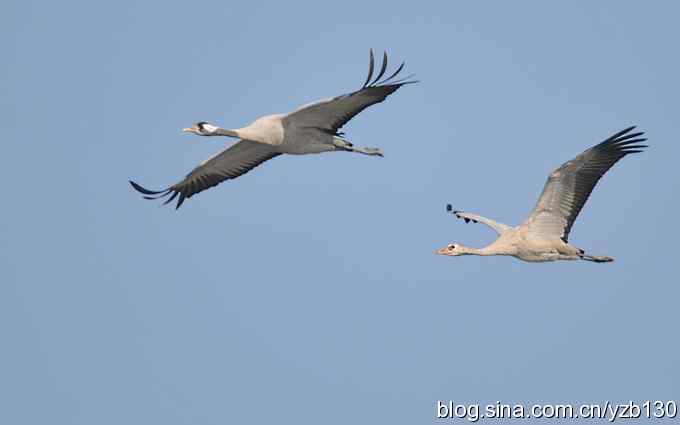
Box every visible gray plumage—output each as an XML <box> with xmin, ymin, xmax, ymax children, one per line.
<box><xmin>523</xmin><ymin>126</ymin><xmax>647</xmax><ymax>243</ymax></box>
<box><xmin>130</xmin><ymin>50</ymin><xmax>415</xmax><ymax>209</ymax></box>
<box><xmin>437</xmin><ymin>126</ymin><xmax>648</xmax><ymax>263</ymax></box>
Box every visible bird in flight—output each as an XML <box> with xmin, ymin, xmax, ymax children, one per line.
<box><xmin>436</xmin><ymin>126</ymin><xmax>648</xmax><ymax>263</ymax></box>
<box><xmin>130</xmin><ymin>50</ymin><xmax>415</xmax><ymax>209</ymax></box>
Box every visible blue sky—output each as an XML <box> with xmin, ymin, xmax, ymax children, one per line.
<box><xmin>2</xmin><ymin>1</ymin><xmax>678</xmax><ymax>423</ymax></box>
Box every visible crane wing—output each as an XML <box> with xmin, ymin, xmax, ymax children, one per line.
<box><xmin>283</xmin><ymin>50</ymin><xmax>415</xmax><ymax>134</ymax></box>
<box><xmin>130</xmin><ymin>140</ymin><xmax>280</xmax><ymax>209</ymax></box>
<box><xmin>447</xmin><ymin>205</ymin><xmax>513</xmax><ymax>236</ymax></box>
<box><xmin>523</xmin><ymin>126</ymin><xmax>647</xmax><ymax>241</ymax></box>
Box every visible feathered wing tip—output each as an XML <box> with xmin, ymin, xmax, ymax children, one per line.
<box><xmin>361</xmin><ymin>49</ymin><xmax>418</xmax><ymax>89</ymax></box>
<box><xmin>129</xmin><ymin>180</ymin><xmax>186</xmax><ymax>209</ymax></box>
<box><xmin>598</xmin><ymin>125</ymin><xmax>649</xmax><ymax>154</ymax></box>
<box><xmin>129</xmin><ymin>180</ymin><xmax>163</xmax><ymax>196</ymax></box>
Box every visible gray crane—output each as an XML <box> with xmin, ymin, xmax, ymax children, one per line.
<box><xmin>436</xmin><ymin>126</ymin><xmax>648</xmax><ymax>263</ymax></box>
<box><xmin>130</xmin><ymin>50</ymin><xmax>415</xmax><ymax>209</ymax></box>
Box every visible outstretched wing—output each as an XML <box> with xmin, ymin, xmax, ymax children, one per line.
<box><xmin>523</xmin><ymin>126</ymin><xmax>647</xmax><ymax>241</ymax></box>
<box><xmin>283</xmin><ymin>49</ymin><xmax>416</xmax><ymax>134</ymax></box>
<box><xmin>446</xmin><ymin>205</ymin><xmax>512</xmax><ymax>236</ymax></box>
<box><xmin>130</xmin><ymin>140</ymin><xmax>280</xmax><ymax>209</ymax></box>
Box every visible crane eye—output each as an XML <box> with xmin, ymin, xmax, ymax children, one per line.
<box><xmin>448</xmin><ymin>244</ymin><xmax>456</xmax><ymax>250</ymax></box>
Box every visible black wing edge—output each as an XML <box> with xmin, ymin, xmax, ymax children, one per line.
<box><xmin>360</xmin><ymin>49</ymin><xmax>418</xmax><ymax>90</ymax></box>
<box><xmin>596</xmin><ymin>125</ymin><xmax>649</xmax><ymax>154</ymax></box>
<box><xmin>557</xmin><ymin>126</ymin><xmax>648</xmax><ymax>242</ymax></box>
<box><xmin>129</xmin><ymin>180</ymin><xmax>187</xmax><ymax>210</ymax></box>
<box><xmin>444</xmin><ymin>204</ymin><xmax>478</xmax><ymax>223</ymax></box>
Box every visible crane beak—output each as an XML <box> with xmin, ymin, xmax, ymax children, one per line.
<box><xmin>182</xmin><ymin>127</ymin><xmax>196</xmax><ymax>133</ymax></box>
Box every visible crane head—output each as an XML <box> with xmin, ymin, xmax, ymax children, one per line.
<box><xmin>435</xmin><ymin>243</ymin><xmax>464</xmax><ymax>257</ymax></box>
<box><xmin>182</xmin><ymin>121</ymin><xmax>219</xmax><ymax>136</ymax></box>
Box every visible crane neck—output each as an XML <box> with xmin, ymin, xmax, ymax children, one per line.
<box><xmin>459</xmin><ymin>242</ymin><xmax>510</xmax><ymax>257</ymax></box>
<box><xmin>213</xmin><ymin>128</ymin><xmax>240</xmax><ymax>137</ymax></box>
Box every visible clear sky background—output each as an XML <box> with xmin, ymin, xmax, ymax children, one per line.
<box><xmin>2</xmin><ymin>1</ymin><xmax>679</xmax><ymax>424</ymax></box>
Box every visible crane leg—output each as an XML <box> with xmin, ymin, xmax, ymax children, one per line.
<box><xmin>580</xmin><ymin>254</ymin><xmax>614</xmax><ymax>263</ymax></box>
<box><xmin>352</xmin><ymin>146</ymin><xmax>384</xmax><ymax>156</ymax></box>
<box><xmin>333</xmin><ymin>137</ymin><xmax>383</xmax><ymax>157</ymax></box>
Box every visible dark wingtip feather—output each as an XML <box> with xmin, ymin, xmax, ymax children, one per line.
<box><xmin>362</xmin><ymin>49</ymin><xmax>375</xmax><ymax>88</ymax></box>
<box><xmin>616</xmin><ymin>138</ymin><xmax>647</xmax><ymax>147</ymax></box>
<box><xmin>130</xmin><ymin>180</ymin><xmax>163</xmax><ymax>195</ymax></box>
<box><xmin>369</xmin><ymin>51</ymin><xmax>389</xmax><ymax>86</ymax></box>
<box><xmin>623</xmin><ymin>144</ymin><xmax>649</xmax><ymax>152</ymax></box>
<box><xmin>618</xmin><ymin>125</ymin><xmax>637</xmax><ymax>135</ymax></box>
<box><xmin>162</xmin><ymin>191</ymin><xmax>179</xmax><ymax>205</ymax></box>
<box><xmin>606</xmin><ymin>126</ymin><xmax>637</xmax><ymax>142</ymax></box>
<box><xmin>361</xmin><ymin>51</ymin><xmax>417</xmax><ymax>88</ymax></box>
<box><xmin>176</xmin><ymin>193</ymin><xmax>187</xmax><ymax>209</ymax></box>
<box><xmin>616</xmin><ymin>131</ymin><xmax>645</xmax><ymax>142</ymax></box>
<box><xmin>377</xmin><ymin>61</ymin><xmax>405</xmax><ymax>85</ymax></box>
<box><xmin>389</xmin><ymin>74</ymin><xmax>418</xmax><ymax>85</ymax></box>
<box><xmin>598</xmin><ymin>126</ymin><xmax>649</xmax><ymax>153</ymax></box>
